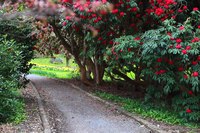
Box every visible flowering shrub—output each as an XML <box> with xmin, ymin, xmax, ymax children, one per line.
<box><xmin>11</xmin><ymin>0</ymin><xmax>200</xmax><ymax>122</ymax></box>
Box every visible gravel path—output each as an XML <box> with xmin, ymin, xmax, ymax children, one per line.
<box><xmin>28</xmin><ymin>74</ymin><xmax>151</xmax><ymax>133</ymax></box>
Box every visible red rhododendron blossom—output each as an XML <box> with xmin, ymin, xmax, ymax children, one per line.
<box><xmin>191</xmin><ymin>37</ymin><xmax>200</xmax><ymax>43</ymax></box>
<box><xmin>156</xmin><ymin>70</ymin><xmax>166</xmax><ymax>75</ymax></box>
<box><xmin>165</xmin><ymin>0</ymin><xmax>174</xmax><ymax>5</ymax></box>
<box><xmin>197</xmin><ymin>56</ymin><xmax>200</xmax><ymax>61</ymax></box>
<box><xmin>179</xmin><ymin>26</ymin><xmax>184</xmax><ymax>30</ymax></box>
<box><xmin>167</xmin><ymin>32</ymin><xmax>172</xmax><ymax>37</ymax></box>
<box><xmin>192</xmin><ymin>72</ymin><xmax>199</xmax><ymax>77</ymax></box>
<box><xmin>193</xmin><ymin>7</ymin><xmax>199</xmax><ymax>11</ymax></box>
<box><xmin>168</xmin><ymin>60</ymin><xmax>174</xmax><ymax>65</ymax></box>
<box><xmin>184</xmin><ymin>74</ymin><xmax>188</xmax><ymax>79</ymax></box>
<box><xmin>102</xmin><ymin>0</ymin><xmax>107</xmax><ymax>4</ymax></box>
<box><xmin>120</xmin><ymin>12</ymin><xmax>125</xmax><ymax>17</ymax></box>
<box><xmin>182</xmin><ymin>49</ymin><xmax>187</xmax><ymax>54</ymax></box>
<box><xmin>176</xmin><ymin>38</ymin><xmax>182</xmax><ymax>43</ymax></box>
<box><xmin>128</xmin><ymin>48</ymin><xmax>131</xmax><ymax>52</ymax></box>
<box><xmin>186</xmin><ymin>109</ymin><xmax>192</xmax><ymax>113</ymax></box>
<box><xmin>131</xmin><ymin>7</ymin><xmax>138</xmax><ymax>12</ymax></box>
<box><xmin>157</xmin><ymin>58</ymin><xmax>162</xmax><ymax>62</ymax></box>
<box><xmin>188</xmin><ymin>90</ymin><xmax>193</xmax><ymax>95</ymax></box>
<box><xmin>192</xmin><ymin>61</ymin><xmax>198</xmax><ymax>65</ymax></box>
<box><xmin>186</xmin><ymin>46</ymin><xmax>191</xmax><ymax>50</ymax></box>
<box><xmin>112</xmin><ymin>9</ymin><xmax>118</xmax><ymax>14</ymax></box>
<box><xmin>178</xmin><ymin>67</ymin><xmax>184</xmax><ymax>72</ymax></box>
<box><xmin>134</xmin><ymin>37</ymin><xmax>141</xmax><ymax>41</ymax></box>
<box><xmin>62</xmin><ymin>21</ymin><xmax>67</xmax><ymax>26</ymax></box>
<box><xmin>175</xmin><ymin>44</ymin><xmax>182</xmax><ymax>49</ymax></box>
<box><xmin>65</xmin><ymin>16</ymin><xmax>71</xmax><ymax>20</ymax></box>
<box><xmin>198</xmin><ymin>25</ymin><xmax>200</xmax><ymax>29</ymax></box>
<box><xmin>183</xmin><ymin>6</ymin><xmax>188</xmax><ymax>10</ymax></box>
<box><xmin>155</xmin><ymin>8</ymin><xmax>164</xmax><ymax>16</ymax></box>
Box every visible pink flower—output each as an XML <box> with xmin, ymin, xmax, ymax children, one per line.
<box><xmin>186</xmin><ymin>46</ymin><xmax>191</xmax><ymax>50</ymax></box>
<box><xmin>102</xmin><ymin>0</ymin><xmax>107</xmax><ymax>4</ymax></box>
<box><xmin>183</xmin><ymin>6</ymin><xmax>188</xmax><ymax>10</ymax></box>
<box><xmin>175</xmin><ymin>44</ymin><xmax>182</xmax><ymax>49</ymax></box>
<box><xmin>179</xmin><ymin>26</ymin><xmax>184</xmax><ymax>30</ymax></box>
<box><xmin>65</xmin><ymin>16</ymin><xmax>71</xmax><ymax>20</ymax></box>
<box><xmin>192</xmin><ymin>72</ymin><xmax>199</xmax><ymax>77</ymax></box>
<box><xmin>112</xmin><ymin>9</ymin><xmax>118</xmax><ymax>14</ymax></box>
<box><xmin>120</xmin><ymin>12</ymin><xmax>125</xmax><ymax>17</ymax></box>
<box><xmin>186</xmin><ymin>109</ymin><xmax>192</xmax><ymax>113</ymax></box>
<box><xmin>176</xmin><ymin>38</ymin><xmax>182</xmax><ymax>43</ymax></box>
<box><xmin>193</xmin><ymin>7</ymin><xmax>199</xmax><ymax>11</ymax></box>
<box><xmin>155</xmin><ymin>8</ymin><xmax>164</xmax><ymax>16</ymax></box>
<box><xmin>182</xmin><ymin>49</ymin><xmax>187</xmax><ymax>54</ymax></box>
<box><xmin>191</xmin><ymin>37</ymin><xmax>200</xmax><ymax>43</ymax></box>
<box><xmin>62</xmin><ymin>21</ymin><xmax>67</xmax><ymax>26</ymax></box>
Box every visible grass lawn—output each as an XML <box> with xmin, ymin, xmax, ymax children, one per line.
<box><xmin>30</xmin><ymin>55</ymin><xmax>79</xmax><ymax>79</ymax></box>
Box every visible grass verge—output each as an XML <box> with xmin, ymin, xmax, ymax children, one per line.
<box><xmin>94</xmin><ymin>91</ymin><xmax>200</xmax><ymax>129</ymax></box>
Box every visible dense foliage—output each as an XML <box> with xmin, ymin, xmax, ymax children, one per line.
<box><xmin>1</xmin><ymin>0</ymin><xmax>199</xmax><ymax>123</ymax></box>
<box><xmin>0</xmin><ymin>18</ymin><xmax>36</xmax><ymax>123</ymax></box>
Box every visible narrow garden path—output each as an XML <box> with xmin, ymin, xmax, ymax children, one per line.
<box><xmin>28</xmin><ymin>74</ymin><xmax>151</xmax><ymax>133</ymax></box>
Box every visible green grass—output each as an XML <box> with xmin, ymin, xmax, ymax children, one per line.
<box><xmin>30</xmin><ymin>56</ymin><xmax>79</xmax><ymax>79</ymax></box>
<box><xmin>94</xmin><ymin>91</ymin><xmax>200</xmax><ymax>129</ymax></box>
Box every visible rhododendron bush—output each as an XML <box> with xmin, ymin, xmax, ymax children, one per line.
<box><xmin>59</xmin><ymin>0</ymin><xmax>200</xmax><ymax>122</ymax></box>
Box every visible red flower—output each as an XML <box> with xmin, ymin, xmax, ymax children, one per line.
<box><xmin>65</xmin><ymin>16</ymin><xmax>71</xmax><ymax>20</ymax></box>
<box><xmin>184</xmin><ymin>74</ymin><xmax>188</xmax><ymax>79</ymax></box>
<box><xmin>192</xmin><ymin>61</ymin><xmax>198</xmax><ymax>65</ymax></box>
<box><xmin>183</xmin><ymin>6</ymin><xmax>188</xmax><ymax>10</ymax></box>
<box><xmin>165</xmin><ymin>0</ymin><xmax>174</xmax><ymax>5</ymax></box>
<box><xmin>134</xmin><ymin>36</ymin><xmax>141</xmax><ymax>41</ymax></box>
<box><xmin>167</xmin><ymin>32</ymin><xmax>172</xmax><ymax>37</ymax></box>
<box><xmin>198</xmin><ymin>25</ymin><xmax>200</xmax><ymax>29</ymax></box>
<box><xmin>197</xmin><ymin>56</ymin><xmax>200</xmax><ymax>61</ymax></box>
<box><xmin>191</xmin><ymin>37</ymin><xmax>200</xmax><ymax>43</ymax></box>
<box><xmin>176</xmin><ymin>38</ymin><xmax>182</xmax><ymax>43</ymax></box>
<box><xmin>156</xmin><ymin>70</ymin><xmax>166</xmax><ymax>75</ymax></box>
<box><xmin>128</xmin><ymin>48</ymin><xmax>131</xmax><ymax>52</ymax></box>
<box><xmin>120</xmin><ymin>12</ymin><xmax>125</xmax><ymax>17</ymax></box>
<box><xmin>179</xmin><ymin>26</ymin><xmax>184</xmax><ymax>30</ymax></box>
<box><xmin>131</xmin><ymin>7</ymin><xmax>138</xmax><ymax>12</ymax></box>
<box><xmin>155</xmin><ymin>8</ymin><xmax>164</xmax><ymax>16</ymax></box>
<box><xmin>188</xmin><ymin>90</ymin><xmax>193</xmax><ymax>95</ymax></box>
<box><xmin>186</xmin><ymin>46</ymin><xmax>191</xmax><ymax>50</ymax></box>
<box><xmin>62</xmin><ymin>21</ymin><xmax>67</xmax><ymax>26</ymax></box>
<box><xmin>178</xmin><ymin>67</ymin><xmax>184</xmax><ymax>72</ymax></box>
<box><xmin>109</xmin><ymin>40</ymin><xmax>114</xmax><ymax>45</ymax></box>
<box><xmin>182</xmin><ymin>49</ymin><xmax>187</xmax><ymax>54</ymax></box>
<box><xmin>186</xmin><ymin>109</ymin><xmax>192</xmax><ymax>113</ymax></box>
<box><xmin>175</xmin><ymin>44</ymin><xmax>182</xmax><ymax>49</ymax></box>
<box><xmin>192</xmin><ymin>72</ymin><xmax>199</xmax><ymax>77</ymax></box>
<box><xmin>112</xmin><ymin>9</ymin><xmax>118</xmax><ymax>14</ymax></box>
<box><xmin>168</xmin><ymin>60</ymin><xmax>174</xmax><ymax>65</ymax></box>
<box><xmin>193</xmin><ymin>7</ymin><xmax>199</xmax><ymax>11</ymax></box>
<box><xmin>98</xmin><ymin>37</ymin><xmax>103</xmax><ymax>41</ymax></box>
<box><xmin>157</xmin><ymin>58</ymin><xmax>162</xmax><ymax>62</ymax></box>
